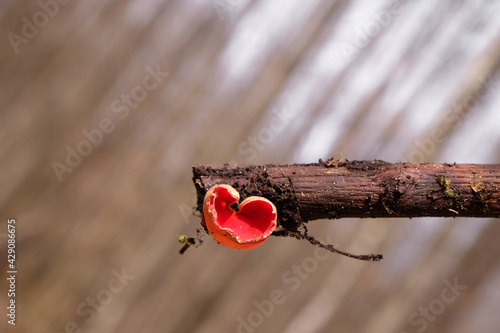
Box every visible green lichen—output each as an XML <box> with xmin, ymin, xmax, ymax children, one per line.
<box><xmin>436</xmin><ymin>176</ymin><xmax>462</xmax><ymax>199</ymax></box>
<box><xmin>471</xmin><ymin>181</ymin><xmax>491</xmax><ymax>210</ymax></box>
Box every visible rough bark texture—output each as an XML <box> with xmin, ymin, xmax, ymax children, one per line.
<box><xmin>193</xmin><ymin>160</ymin><xmax>500</xmax><ymax>229</ymax></box>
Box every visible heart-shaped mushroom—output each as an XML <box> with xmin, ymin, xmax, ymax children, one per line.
<box><xmin>203</xmin><ymin>184</ymin><xmax>277</xmax><ymax>249</ymax></box>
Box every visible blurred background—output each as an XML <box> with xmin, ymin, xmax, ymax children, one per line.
<box><xmin>1</xmin><ymin>0</ymin><xmax>500</xmax><ymax>332</ymax></box>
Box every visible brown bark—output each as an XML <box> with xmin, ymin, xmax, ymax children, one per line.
<box><xmin>192</xmin><ymin>160</ymin><xmax>500</xmax><ymax>225</ymax></box>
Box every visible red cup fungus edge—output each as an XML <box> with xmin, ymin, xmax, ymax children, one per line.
<box><xmin>203</xmin><ymin>184</ymin><xmax>278</xmax><ymax>250</ymax></box>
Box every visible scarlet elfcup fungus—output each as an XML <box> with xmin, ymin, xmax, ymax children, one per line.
<box><xmin>203</xmin><ymin>184</ymin><xmax>277</xmax><ymax>250</ymax></box>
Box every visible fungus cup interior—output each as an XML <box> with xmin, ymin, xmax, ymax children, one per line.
<box><xmin>208</xmin><ymin>185</ymin><xmax>277</xmax><ymax>242</ymax></box>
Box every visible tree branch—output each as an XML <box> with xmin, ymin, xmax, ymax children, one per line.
<box><xmin>192</xmin><ymin>160</ymin><xmax>500</xmax><ymax>225</ymax></box>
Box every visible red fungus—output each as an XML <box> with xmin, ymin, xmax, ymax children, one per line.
<box><xmin>203</xmin><ymin>184</ymin><xmax>277</xmax><ymax>250</ymax></box>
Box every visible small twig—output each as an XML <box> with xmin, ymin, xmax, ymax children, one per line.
<box><xmin>178</xmin><ymin>228</ymin><xmax>205</xmax><ymax>255</ymax></box>
<box><xmin>273</xmin><ymin>228</ymin><xmax>383</xmax><ymax>261</ymax></box>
